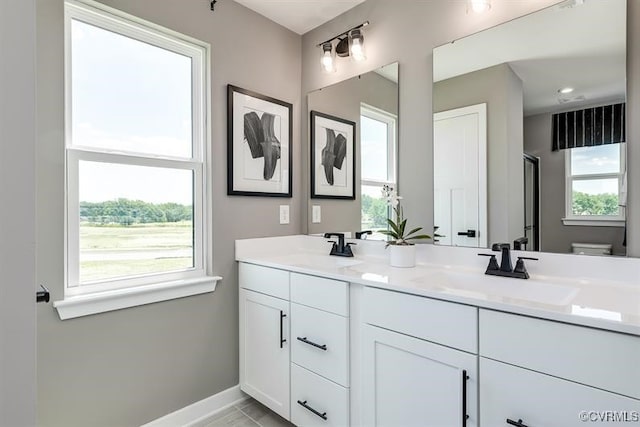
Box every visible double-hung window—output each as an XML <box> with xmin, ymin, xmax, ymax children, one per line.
<box><xmin>564</xmin><ymin>144</ymin><xmax>626</xmax><ymax>226</ymax></box>
<box><xmin>360</xmin><ymin>104</ymin><xmax>397</xmax><ymax>238</ymax></box>
<box><xmin>61</xmin><ymin>0</ymin><xmax>214</xmax><ymax>315</ymax></box>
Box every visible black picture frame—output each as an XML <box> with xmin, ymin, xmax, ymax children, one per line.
<box><xmin>310</xmin><ymin>111</ymin><xmax>356</xmax><ymax>200</ymax></box>
<box><xmin>227</xmin><ymin>85</ymin><xmax>293</xmax><ymax>197</ymax></box>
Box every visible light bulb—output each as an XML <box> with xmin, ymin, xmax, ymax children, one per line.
<box><xmin>348</xmin><ymin>29</ymin><xmax>366</xmax><ymax>62</ymax></box>
<box><xmin>470</xmin><ymin>0</ymin><xmax>491</xmax><ymax>13</ymax></box>
<box><xmin>351</xmin><ymin>39</ymin><xmax>365</xmax><ymax>61</ymax></box>
<box><xmin>321</xmin><ymin>51</ymin><xmax>334</xmax><ymax>72</ymax></box>
<box><xmin>320</xmin><ymin>42</ymin><xmax>336</xmax><ymax>73</ymax></box>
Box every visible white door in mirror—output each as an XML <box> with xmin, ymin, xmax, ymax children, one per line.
<box><xmin>434</xmin><ymin>104</ymin><xmax>487</xmax><ymax>248</ymax></box>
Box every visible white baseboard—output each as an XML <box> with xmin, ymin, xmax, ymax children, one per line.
<box><xmin>142</xmin><ymin>384</ymin><xmax>248</xmax><ymax>427</ymax></box>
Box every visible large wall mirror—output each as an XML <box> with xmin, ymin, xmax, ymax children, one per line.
<box><xmin>433</xmin><ymin>0</ymin><xmax>627</xmax><ymax>256</ymax></box>
<box><xmin>306</xmin><ymin>62</ymin><xmax>399</xmax><ymax>237</ymax></box>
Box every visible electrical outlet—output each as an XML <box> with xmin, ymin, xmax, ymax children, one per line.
<box><xmin>312</xmin><ymin>205</ymin><xmax>322</xmax><ymax>223</ymax></box>
<box><xmin>279</xmin><ymin>205</ymin><xmax>290</xmax><ymax>224</ymax></box>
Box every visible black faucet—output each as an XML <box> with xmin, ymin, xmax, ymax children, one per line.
<box><xmin>323</xmin><ymin>232</ymin><xmax>355</xmax><ymax>257</ymax></box>
<box><xmin>355</xmin><ymin>230</ymin><xmax>372</xmax><ymax>239</ymax></box>
<box><xmin>478</xmin><ymin>243</ymin><xmax>538</xmax><ymax>279</ymax></box>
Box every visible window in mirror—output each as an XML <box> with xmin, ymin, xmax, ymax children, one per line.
<box><xmin>360</xmin><ymin>104</ymin><xmax>397</xmax><ymax>238</ymax></box>
<box><xmin>565</xmin><ymin>144</ymin><xmax>625</xmax><ymax>224</ymax></box>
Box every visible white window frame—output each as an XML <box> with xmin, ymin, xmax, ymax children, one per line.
<box><xmin>563</xmin><ymin>144</ymin><xmax>626</xmax><ymax>227</ymax></box>
<box><xmin>360</xmin><ymin>104</ymin><xmax>397</xmax><ymax>237</ymax></box>
<box><xmin>55</xmin><ymin>0</ymin><xmax>218</xmax><ymax>319</ymax></box>
<box><xmin>360</xmin><ymin>103</ymin><xmax>397</xmax><ymax>188</ymax></box>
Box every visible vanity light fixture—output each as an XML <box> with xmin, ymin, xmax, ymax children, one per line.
<box><xmin>317</xmin><ymin>21</ymin><xmax>369</xmax><ymax>73</ymax></box>
<box><xmin>468</xmin><ymin>0</ymin><xmax>491</xmax><ymax>13</ymax></box>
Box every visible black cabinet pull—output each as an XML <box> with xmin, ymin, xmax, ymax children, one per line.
<box><xmin>462</xmin><ymin>370</ymin><xmax>469</xmax><ymax>426</ymax></box>
<box><xmin>297</xmin><ymin>336</ymin><xmax>327</xmax><ymax>351</ymax></box>
<box><xmin>297</xmin><ymin>400</ymin><xmax>327</xmax><ymax>420</ymax></box>
<box><xmin>279</xmin><ymin>311</ymin><xmax>287</xmax><ymax>348</ymax></box>
<box><xmin>506</xmin><ymin>419</ymin><xmax>529</xmax><ymax>427</ymax></box>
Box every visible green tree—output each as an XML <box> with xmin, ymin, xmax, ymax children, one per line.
<box><xmin>572</xmin><ymin>192</ymin><xmax>619</xmax><ymax>216</ymax></box>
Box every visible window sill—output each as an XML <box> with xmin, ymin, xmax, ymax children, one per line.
<box><xmin>561</xmin><ymin>218</ymin><xmax>625</xmax><ymax>227</ymax></box>
<box><xmin>53</xmin><ymin>276</ymin><xmax>221</xmax><ymax>320</ymax></box>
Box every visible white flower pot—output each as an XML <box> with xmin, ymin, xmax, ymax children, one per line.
<box><xmin>389</xmin><ymin>244</ymin><xmax>416</xmax><ymax>268</ymax></box>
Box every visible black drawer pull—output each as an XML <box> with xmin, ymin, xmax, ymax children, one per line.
<box><xmin>506</xmin><ymin>419</ymin><xmax>529</xmax><ymax>427</ymax></box>
<box><xmin>297</xmin><ymin>336</ymin><xmax>327</xmax><ymax>351</ymax></box>
<box><xmin>297</xmin><ymin>400</ymin><xmax>327</xmax><ymax>420</ymax></box>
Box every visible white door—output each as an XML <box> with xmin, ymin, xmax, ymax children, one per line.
<box><xmin>362</xmin><ymin>325</ymin><xmax>478</xmax><ymax>427</ymax></box>
<box><xmin>0</xmin><ymin>0</ymin><xmax>38</xmax><ymax>425</ymax></box>
<box><xmin>239</xmin><ymin>289</ymin><xmax>291</xmax><ymax>420</ymax></box>
<box><xmin>434</xmin><ymin>104</ymin><xmax>487</xmax><ymax>248</ymax></box>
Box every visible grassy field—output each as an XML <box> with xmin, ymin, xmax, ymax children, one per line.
<box><xmin>79</xmin><ymin>222</ymin><xmax>193</xmax><ymax>283</ymax></box>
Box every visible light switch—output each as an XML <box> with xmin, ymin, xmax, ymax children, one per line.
<box><xmin>312</xmin><ymin>205</ymin><xmax>321</xmax><ymax>223</ymax></box>
<box><xmin>279</xmin><ymin>205</ymin><xmax>290</xmax><ymax>224</ymax></box>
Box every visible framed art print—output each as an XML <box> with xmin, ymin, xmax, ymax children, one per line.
<box><xmin>227</xmin><ymin>85</ymin><xmax>293</xmax><ymax>197</ymax></box>
<box><xmin>310</xmin><ymin>110</ymin><xmax>356</xmax><ymax>199</ymax></box>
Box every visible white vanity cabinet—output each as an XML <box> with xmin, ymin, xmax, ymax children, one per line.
<box><xmin>479</xmin><ymin>310</ymin><xmax>640</xmax><ymax>426</ymax></box>
<box><xmin>239</xmin><ymin>263</ymin><xmax>351</xmax><ymax>426</ymax></box>
<box><xmin>289</xmin><ymin>272</ymin><xmax>350</xmax><ymax>427</ymax></box>
<box><xmin>239</xmin><ymin>264</ymin><xmax>291</xmax><ymax>420</ymax></box>
<box><xmin>362</xmin><ymin>287</ymin><xmax>479</xmax><ymax>427</ymax></box>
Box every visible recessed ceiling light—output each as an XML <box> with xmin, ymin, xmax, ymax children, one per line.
<box><xmin>558</xmin><ymin>87</ymin><xmax>575</xmax><ymax>94</ymax></box>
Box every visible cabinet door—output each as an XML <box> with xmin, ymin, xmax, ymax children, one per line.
<box><xmin>480</xmin><ymin>358</ymin><xmax>640</xmax><ymax>427</ymax></box>
<box><xmin>362</xmin><ymin>325</ymin><xmax>478</xmax><ymax>427</ymax></box>
<box><xmin>239</xmin><ymin>289</ymin><xmax>290</xmax><ymax>420</ymax></box>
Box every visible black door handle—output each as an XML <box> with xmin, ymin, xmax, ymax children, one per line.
<box><xmin>36</xmin><ymin>284</ymin><xmax>50</xmax><ymax>303</ymax></box>
<box><xmin>458</xmin><ymin>229</ymin><xmax>476</xmax><ymax>238</ymax></box>
<box><xmin>279</xmin><ymin>311</ymin><xmax>287</xmax><ymax>348</ymax></box>
<box><xmin>462</xmin><ymin>370</ymin><xmax>469</xmax><ymax>426</ymax></box>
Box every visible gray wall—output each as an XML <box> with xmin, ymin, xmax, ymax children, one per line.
<box><xmin>300</xmin><ymin>0</ymin><xmax>640</xmax><ymax>257</ymax></box>
<box><xmin>307</xmin><ymin>72</ymin><xmax>398</xmax><ymax>235</ymax></box>
<box><xmin>35</xmin><ymin>1</ymin><xmax>301</xmax><ymax>426</ymax></box>
<box><xmin>1</xmin><ymin>0</ymin><xmax>37</xmax><ymax>425</ymax></box>
<box><xmin>434</xmin><ymin>63</ymin><xmax>524</xmax><ymax>245</ymax></box>
<box><xmin>524</xmin><ymin>113</ymin><xmax>627</xmax><ymax>255</ymax></box>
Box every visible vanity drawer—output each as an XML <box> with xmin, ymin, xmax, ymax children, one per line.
<box><xmin>239</xmin><ymin>263</ymin><xmax>289</xmax><ymax>300</ymax></box>
<box><xmin>363</xmin><ymin>286</ymin><xmax>478</xmax><ymax>353</ymax></box>
<box><xmin>480</xmin><ymin>310</ymin><xmax>640</xmax><ymax>399</ymax></box>
<box><xmin>291</xmin><ymin>303</ymin><xmax>349</xmax><ymax>387</ymax></box>
<box><xmin>480</xmin><ymin>358</ymin><xmax>640</xmax><ymax>427</ymax></box>
<box><xmin>290</xmin><ymin>272</ymin><xmax>348</xmax><ymax>316</ymax></box>
<box><xmin>291</xmin><ymin>363</ymin><xmax>349</xmax><ymax>427</ymax></box>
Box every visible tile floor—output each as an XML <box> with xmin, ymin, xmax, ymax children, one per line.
<box><xmin>203</xmin><ymin>398</ymin><xmax>295</xmax><ymax>427</ymax></box>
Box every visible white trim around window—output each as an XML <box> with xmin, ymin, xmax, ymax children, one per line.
<box><xmin>56</xmin><ymin>0</ymin><xmax>219</xmax><ymax>319</ymax></box>
<box><xmin>563</xmin><ymin>144</ymin><xmax>626</xmax><ymax>226</ymax></box>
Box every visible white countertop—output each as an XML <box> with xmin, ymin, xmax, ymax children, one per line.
<box><xmin>236</xmin><ymin>235</ymin><xmax>640</xmax><ymax>336</ymax></box>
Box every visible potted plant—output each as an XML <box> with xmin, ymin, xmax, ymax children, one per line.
<box><xmin>379</xmin><ymin>185</ymin><xmax>431</xmax><ymax>267</ymax></box>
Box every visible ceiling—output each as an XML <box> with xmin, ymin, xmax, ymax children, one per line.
<box><xmin>233</xmin><ymin>0</ymin><xmax>367</xmax><ymax>35</ymax></box>
<box><xmin>433</xmin><ymin>0</ymin><xmax>626</xmax><ymax>116</ymax></box>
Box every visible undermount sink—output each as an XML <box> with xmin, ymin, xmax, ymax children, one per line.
<box><xmin>270</xmin><ymin>253</ymin><xmax>364</xmax><ymax>269</ymax></box>
<box><xmin>412</xmin><ymin>270</ymin><xmax>579</xmax><ymax>306</ymax></box>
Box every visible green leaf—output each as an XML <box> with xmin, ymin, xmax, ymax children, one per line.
<box><xmin>407</xmin><ymin>234</ymin><xmax>432</xmax><ymax>241</ymax></box>
<box><xmin>404</xmin><ymin>226</ymin><xmax>423</xmax><ymax>238</ymax></box>
<box><xmin>399</xmin><ymin>218</ymin><xmax>407</xmax><ymax>237</ymax></box>
<box><xmin>386</xmin><ymin>219</ymin><xmax>402</xmax><ymax>237</ymax></box>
